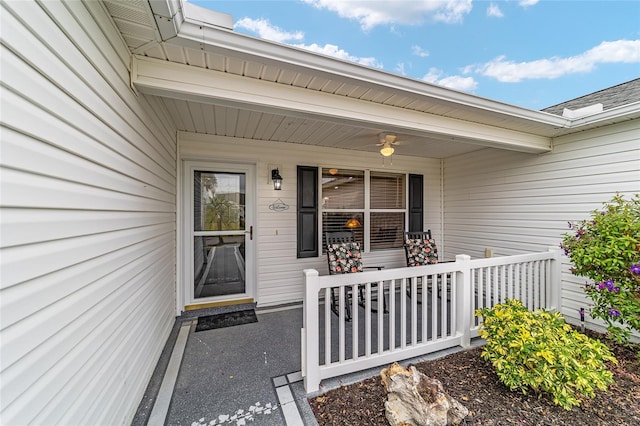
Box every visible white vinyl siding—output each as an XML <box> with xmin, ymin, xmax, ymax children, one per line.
<box><xmin>1</xmin><ymin>1</ymin><xmax>176</xmax><ymax>425</ymax></box>
<box><xmin>179</xmin><ymin>132</ymin><xmax>443</xmax><ymax>307</ymax></box>
<box><xmin>443</xmin><ymin>119</ymin><xmax>640</xmax><ymax>331</ymax></box>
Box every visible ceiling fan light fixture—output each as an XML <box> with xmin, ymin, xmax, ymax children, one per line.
<box><xmin>380</xmin><ymin>143</ymin><xmax>395</xmax><ymax>157</ymax></box>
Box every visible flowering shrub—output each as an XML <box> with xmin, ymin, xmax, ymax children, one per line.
<box><xmin>477</xmin><ymin>299</ymin><xmax>617</xmax><ymax>410</ymax></box>
<box><xmin>561</xmin><ymin>194</ymin><xmax>640</xmax><ymax>345</ymax></box>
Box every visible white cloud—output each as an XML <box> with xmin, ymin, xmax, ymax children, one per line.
<box><xmin>234</xmin><ymin>17</ymin><xmax>381</xmax><ymax>68</ymax></box>
<box><xmin>438</xmin><ymin>75</ymin><xmax>478</xmax><ymax>92</ymax></box>
<box><xmin>421</xmin><ymin>67</ymin><xmax>478</xmax><ymax>92</ymax></box>
<box><xmin>487</xmin><ymin>3</ymin><xmax>504</xmax><ymax>18</ymax></box>
<box><xmin>412</xmin><ymin>45</ymin><xmax>430</xmax><ymax>58</ymax></box>
<box><xmin>432</xmin><ymin>0</ymin><xmax>474</xmax><ymax>25</ymax></box>
<box><xmin>472</xmin><ymin>39</ymin><xmax>640</xmax><ymax>82</ymax></box>
<box><xmin>234</xmin><ymin>17</ymin><xmax>303</xmax><ymax>43</ymax></box>
<box><xmin>422</xmin><ymin>67</ymin><xmax>443</xmax><ymax>83</ymax></box>
<box><xmin>395</xmin><ymin>63</ymin><xmax>408</xmax><ymax>75</ymax></box>
<box><xmin>294</xmin><ymin>43</ymin><xmax>383</xmax><ymax>68</ymax></box>
<box><xmin>302</xmin><ymin>0</ymin><xmax>473</xmax><ymax>30</ymax></box>
<box><xmin>519</xmin><ymin>0</ymin><xmax>540</xmax><ymax>7</ymax></box>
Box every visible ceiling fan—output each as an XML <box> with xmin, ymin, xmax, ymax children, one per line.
<box><xmin>377</xmin><ymin>132</ymin><xmax>399</xmax><ymax>157</ymax></box>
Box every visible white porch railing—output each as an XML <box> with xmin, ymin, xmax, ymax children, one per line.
<box><xmin>301</xmin><ymin>247</ymin><xmax>562</xmax><ymax>393</ymax></box>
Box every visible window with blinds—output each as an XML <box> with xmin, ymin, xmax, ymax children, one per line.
<box><xmin>370</xmin><ymin>171</ymin><xmax>405</xmax><ymax>250</ymax></box>
<box><xmin>321</xmin><ymin>168</ymin><xmax>406</xmax><ymax>251</ymax></box>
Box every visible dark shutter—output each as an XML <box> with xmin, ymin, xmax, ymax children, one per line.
<box><xmin>408</xmin><ymin>174</ymin><xmax>423</xmax><ymax>232</ymax></box>
<box><xmin>297</xmin><ymin>166</ymin><xmax>318</xmax><ymax>258</ymax></box>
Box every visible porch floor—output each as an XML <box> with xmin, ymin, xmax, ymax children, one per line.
<box><xmin>132</xmin><ymin>302</ymin><xmax>482</xmax><ymax>426</ymax></box>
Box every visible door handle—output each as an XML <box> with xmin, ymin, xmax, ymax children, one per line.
<box><xmin>246</xmin><ymin>225</ymin><xmax>253</xmax><ymax>240</ymax></box>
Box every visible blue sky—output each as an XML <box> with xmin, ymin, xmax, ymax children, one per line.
<box><xmin>191</xmin><ymin>0</ymin><xmax>640</xmax><ymax>110</ymax></box>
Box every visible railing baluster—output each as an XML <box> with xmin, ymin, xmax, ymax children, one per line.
<box><xmin>487</xmin><ymin>267</ymin><xmax>492</xmax><ymax>306</ymax></box>
<box><xmin>441</xmin><ymin>273</ymin><xmax>447</xmax><ymax>337</ymax></box>
<box><xmin>532</xmin><ymin>260</ymin><xmax>540</xmax><ymax>309</ymax></box>
<box><xmin>471</xmin><ymin>269</ymin><xmax>477</xmax><ymax>327</ymax></box>
<box><xmin>377</xmin><ymin>280</ymin><xmax>384</xmax><ymax>355</ymax></box>
<box><xmin>365</xmin><ymin>282</ymin><xmax>371</xmax><ymax>357</ymax></box>
<box><xmin>324</xmin><ymin>287</ymin><xmax>331</xmax><ymax>366</ymax></box>
<box><xmin>485</xmin><ymin>267</ymin><xmax>491</xmax><ymax>306</ymax></box>
<box><xmin>411</xmin><ymin>277</ymin><xmax>418</xmax><ymax>345</ymax></box>
<box><xmin>507</xmin><ymin>264</ymin><xmax>513</xmax><ymax>299</ymax></box>
<box><xmin>500</xmin><ymin>265</ymin><xmax>506</xmax><ymax>304</ymax></box>
<box><xmin>352</xmin><ymin>285</ymin><xmax>359</xmax><ymax>360</ymax></box>
<box><xmin>339</xmin><ymin>287</ymin><xmax>346</xmax><ymax>363</ymax></box>
<box><xmin>480</xmin><ymin>268</ymin><xmax>484</xmax><ymax>308</ymax></box>
<box><xmin>487</xmin><ymin>267</ymin><xmax>492</xmax><ymax>307</ymax></box>
<box><xmin>515</xmin><ymin>263</ymin><xmax>521</xmax><ymax>301</ymax></box>
<box><xmin>494</xmin><ymin>266</ymin><xmax>500</xmax><ymax>304</ymax></box>
<box><xmin>416</xmin><ymin>275</ymin><xmax>429</xmax><ymax>343</ymax></box>
<box><xmin>401</xmin><ymin>278</ymin><xmax>407</xmax><ymax>349</ymax></box>
<box><xmin>527</xmin><ymin>262</ymin><xmax>534</xmax><ymax>310</ymax></box>
<box><xmin>389</xmin><ymin>279</ymin><xmax>396</xmax><ymax>352</ymax></box>
<box><xmin>545</xmin><ymin>259</ymin><xmax>551</xmax><ymax>308</ymax></box>
<box><xmin>450</xmin><ymin>272</ymin><xmax>457</xmax><ymax>336</ymax></box>
<box><xmin>431</xmin><ymin>274</ymin><xmax>437</xmax><ymax>340</ymax></box>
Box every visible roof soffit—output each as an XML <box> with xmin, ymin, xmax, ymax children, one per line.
<box><xmin>132</xmin><ymin>55</ymin><xmax>552</xmax><ymax>153</ymax></box>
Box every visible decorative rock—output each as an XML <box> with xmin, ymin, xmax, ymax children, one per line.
<box><xmin>380</xmin><ymin>362</ymin><xmax>468</xmax><ymax>426</ymax></box>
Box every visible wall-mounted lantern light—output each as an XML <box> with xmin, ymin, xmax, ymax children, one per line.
<box><xmin>271</xmin><ymin>168</ymin><xmax>283</xmax><ymax>190</ymax></box>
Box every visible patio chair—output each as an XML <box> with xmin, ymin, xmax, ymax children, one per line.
<box><xmin>325</xmin><ymin>231</ymin><xmax>387</xmax><ymax>320</ymax></box>
<box><xmin>403</xmin><ymin>230</ymin><xmax>440</xmax><ymax>302</ymax></box>
<box><xmin>403</xmin><ymin>230</ymin><xmax>437</xmax><ymax>266</ymax></box>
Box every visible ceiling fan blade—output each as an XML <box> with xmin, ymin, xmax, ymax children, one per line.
<box><xmin>379</xmin><ymin>132</ymin><xmax>397</xmax><ymax>145</ymax></box>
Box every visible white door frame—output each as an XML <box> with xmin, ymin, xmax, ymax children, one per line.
<box><xmin>179</xmin><ymin>160</ymin><xmax>256</xmax><ymax>312</ymax></box>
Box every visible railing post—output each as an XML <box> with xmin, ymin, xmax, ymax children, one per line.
<box><xmin>455</xmin><ymin>254</ymin><xmax>471</xmax><ymax>348</ymax></box>
<box><xmin>548</xmin><ymin>246</ymin><xmax>563</xmax><ymax>312</ymax></box>
<box><xmin>302</xmin><ymin>269</ymin><xmax>321</xmax><ymax>393</ymax></box>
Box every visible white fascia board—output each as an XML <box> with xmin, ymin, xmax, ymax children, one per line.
<box><xmin>568</xmin><ymin>102</ymin><xmax>640</xmax><ymax>126</ymax></box>
<box><xmin>147</xmin><ymin>0</ymin><xmax>184</xmax><ymax>41</ymax></box>
<box><xmin>132</xmin><ymin>55</ymin><xmax>551</xmax><ymax>153</ymax></box>
<box><xmin>182</xmin><ymin>2</ymin><xmax>233</xmax><ymax>29</ymax></box>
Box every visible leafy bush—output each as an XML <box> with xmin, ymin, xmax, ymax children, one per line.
<box><xmin>561</xmin><ymin>194</ymin><xmax>640</xmax><ymax>344</ymax></box>
<box><xmin>476</xmin><ymin>299</ymin><xmax>617</xmax><ymax>410</ymax></box>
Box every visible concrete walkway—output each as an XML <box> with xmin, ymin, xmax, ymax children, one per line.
<box><xmin>132</xmin><ymin>303</ymin><xmax>483</xmax><ymax>426</ymax></box>
<box><xmin>133</xmin><ymin>304</ymin><xmax>318</xmax><ymax>426</ymax></box>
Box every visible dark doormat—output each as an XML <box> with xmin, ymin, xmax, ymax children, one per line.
<box><xmin>195</xmin><ymin>309</ymin><xmax>258</xmax><ymax>332</ymax></box>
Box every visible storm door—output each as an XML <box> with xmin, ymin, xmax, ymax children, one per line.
<box><xmin>185</xmin><ymin>162</ymin><xmax>255</xmax><ymax>305</ymax></box>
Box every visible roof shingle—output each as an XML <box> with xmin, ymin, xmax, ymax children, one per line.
<box><xmin>542</xmin><ymin>78</ymin><xmax>640</xmax><ymax>116</ymax></box>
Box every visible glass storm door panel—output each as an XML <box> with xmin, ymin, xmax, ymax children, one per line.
<box><xmin>192</xmin><ymin>169</ymin><xmax>251</xmax><ymax>300</ymax></box>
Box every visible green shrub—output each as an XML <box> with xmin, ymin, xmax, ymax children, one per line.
<box><xmin>476</xmin><ymin>299</ymin><xmax>617</xmax><ymax>410</ymax></box>
<box><xmin>561</xmin><ymin>194</ymin><xmax>640</xmax><ymax>345</ymax></box>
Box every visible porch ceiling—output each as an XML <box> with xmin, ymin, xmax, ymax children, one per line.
<box><xmin>108</xmin><ymin>0</ymin><xmax>637</xmax><ymax>158</ymax></box>
<box><xmin>157</xmin><ymin>96</ymin><xmax>483</xmax><ymax>158</ymax></box>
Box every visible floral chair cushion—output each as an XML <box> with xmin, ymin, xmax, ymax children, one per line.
<box><xmin>404</xmin><ymin>238</ymin><xmax>438</xmax><ymax>266</ymax></box>
<box><xmin>327</xmin><ymin>242</ymin><xmax>363</xmax><ymax>274</ymax></box>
